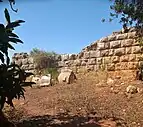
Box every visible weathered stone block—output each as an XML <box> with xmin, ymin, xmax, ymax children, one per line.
<box><xmin>121</xmin><ymin>39</ymin><xmax>134</xmax><ymax>47</ymax></box>
<box><xmin>111</xmin><ymin>56</ymin><xmax>120</xmax><ymax>63</ymax></box>
<box><xmin>116</xmin><ymin>33</ymin><xmax>128</xmax><ymax>40</ymax></box>
<box><xmin>120</xmin><ymin>62</ymin><xmax>128</xmax><ymax>70</ymax></box>
<box><xmin>58</xmin><ymin>61</ymin><xmax>65</xmax><ymax>67</ymax></box>
<box><xmin>120</xmin><ymin>55</ymin><xmax>129</xmax><ymax>62</ymax></box>
<box><xmin>96</xmin><ymin>57</ymin><xmax>102</xmax><ymax>65</ymax></box>
<box><xmin>127</xmin><ymin>32</ymin><xmax>136</xmax><ymax>39</ymax></box>
<box><xmin>128</xmin><ymin>62</ymin><xmax>138</xmax><ymax>69</ymax></box>
<box><xmin>83</xmin><ymin>52</ymin><xmax>90</xmax><ymax>59</ymax></box>
<box><xmin>129</xmin><ymin>54</ymin><xmax>136</xmax><ymax>61</ymax></box>
<box><xmin>74</xmin><ymin>59</ymin><xmax>81</xmax><ymax>66</ymax></box>
<box><xmin>77</xmin><ymin>52</ymin><xmax>84</xmax><ymax>59</ymax></box>
<box><xmin>28</xmin><ymin>57</ymin><xmax>34</xmax><ymax>64</ymax></box>
<box><xmin>69</xmin><ymin>54</ymin><xmax>76</xmax><ymax>60</ymax></box>
<box><xmin>81</xmin><ymin>60</ymin><xmax>87</xmax><ymax>66</ymax></box>
<box><xmin>88</xmin><ymin>58</ymin><xmax>96</xmax><ymax>65</ymax></box>
<box><xmin>97</xmin><ymin>42</ymin><xmax>105</xmax><ymax>50</ymax></box>
<box><xmin>109</xmin><ymin>49</ymin><xmax>114</xmax><ymax>56</ymax></box>
<box><xmin>126</xmin><ymin>47</ymin><xmax>132</xmax><ymax>54</ymax></box>
<box><xmin>107</xmin><ymin>64</ymin><xmax>115</xmax><ymax>71</ymax></box>
<box><xmin>104</xmin><ymin>42</ymin><xmax>110</xmax><ymax>49</ymax></box>
<box><xmin>29</xmin><ymin>64</ymin><xmax>34</xmax><ymax>69</ymax></box>
<box><xmin>103</xmin><ymin>57</ymin><xmax>111</xmax><ymax>64</ymax></box>
<box><xmin>90</xmin><ymin>50</ymin><xmax>100</xmax><ymax>58</ymax></box>
<box><xmin>15</xmin><ymin>60</ymin><xmax>22</xmax><ymax>66</ymax></box>
<box><xmin>22</xmin><ymin>58</ymin><xmax>28</xmax><ymax>65</ymax></box>
<box><xmin>108</xmin><ymin>35</ymin><xmax>116</xmax><ymax>41</ymax></box>
<box><xmin>86</xmin><ymin>65</ymin><xmax>94</xmax><ymax>71</ymax></box>
<box><xmin>136</xmin><ymin>54</ymin><xmax>143</xmax><ymax>61</ymax></box>
<box><xmin>100</xmin><ymin>50</ymin><xmax>109</xmax><ymax>57</ymax></box>
<box><xmin>114</xmin><ymin>48</ymin><xmax>125</xmax><ymax>56</ymax></box>
<box><xmin>61</xmin><ymin>54</ymin><xmax>69</xmax><ymax>61</ymax></box>
<box><xmin>110</xmin><ymin>40</ymin><xmax>121</xmax><ymax>48</ymax></box>
<box><xmin>21</xmin><ymin>65</ymin><xmax>29</xmax><ymax>70</ymax></box>
<box><xmin>99</xmin><ymin>37</ymin><xmax>108</xmax><ymax>42</ymax></box>
<box><xmin>132</xmin><ymin>46</ymin><xmax>142</xmax><ymax>54</ymax></box>
<box><xmin>115</xmin><ymin>63</ymin><xmax>121</xmax><ymax>70</ymax></box>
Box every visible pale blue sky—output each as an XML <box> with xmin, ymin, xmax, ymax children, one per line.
<box><xmin>0</xmin><ymin>0</ymin><xmax>122</xmax><ymax>58</ymax></box>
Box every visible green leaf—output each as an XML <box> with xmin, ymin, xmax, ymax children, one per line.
<box><xmin>8</xmin><ymin>43</ymin><xmax>15</xmax><ymax>50</ymax></box>
<box><xmin>0</xmin><ymin>52</ymin><xmax>4</xmax><ymax>63</ymax></box>
<box><xmin>9</xmin><ymin>37</ymin><xmax>23</xmax><ymax>43</ymax></box>
<box><xmin>6</xmin><ymin>20</ymin><xmax>25</xmax><ymax>29</ymax></box>
<box><xmin>4</xmin><ymin>8</ymin><xmax>11</xmax><ymax>24</ymax></box>
<box><xmin>7</xmin><ymin>32</ymin><xmax>19</xmax><ymax>38</ymax></box>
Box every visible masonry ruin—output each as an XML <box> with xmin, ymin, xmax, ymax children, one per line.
<box><xmin>12</xmin><ymin>28</ymin><xmax>143</xmax><ymax>75</ymax></box>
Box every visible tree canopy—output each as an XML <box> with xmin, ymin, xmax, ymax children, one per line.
<box><xmin>109</xmin><ymin>0</ymin><xmax>143</xmax><ymax>28</ymax></box>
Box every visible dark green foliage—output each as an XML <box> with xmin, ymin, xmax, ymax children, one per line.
<box><xmin>103</xmin><ymin>0</ymin><xmax>143</xmax><ymax>28</ymax></box>
<box><xmin>30</xmin><ymin>48</ymin><xmax>58</xmax><ymax>71</ymax></box>
<box><xmin>0</xmin><ymin>9</ymin><xmax>35</xmax><ymax>111</ymax></box>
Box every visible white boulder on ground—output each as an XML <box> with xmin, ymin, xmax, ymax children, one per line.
<box><xmin>58</xmin><ymin>68</ymin><xmax>76</xmax><ymax>84</ymax></box>
<box><xmin>40</xmin><ymin>74</ymin><xmax>52</xmax><ymax>87</ymax></box>
<box><xmin>32</xmin><ymin>76</ymin><xmax>40</xmax><ymax>84</ymax></box>
<box><xmin>126</xmin><ymin>85</ymin><xmax>138</xmax><ymax>94</ymax></box>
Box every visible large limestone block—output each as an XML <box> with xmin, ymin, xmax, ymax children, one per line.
<box><xmin>132</xmin><ymin>46</ymin><xmax>142</xmax><ymax>54</ymax></box>
<box><xmin>107</xmin><ymin>64</ymin><xmax>115</xmax><ymax>71</ymax></box>
<box><xmin>96</xmin><ymin>57</ymin><xmax>102</xmax><ymax>65</ymax></box>
<box><xmin>69</xmin><ymin>54</ymin><xmax>76</xmax><ymax>60</ymax></box>
<box><xmin>129</xmin><ymin>54</ymin><xmax>136</xmax><ymax>61</ymax></box>
<box><xmin>110</xmin><ymin>41</ymin><xmax>121</xmax><ymax>48</ymax></box>
<box><xmin>90</xmin><ymin>50</ymin><xmax>100</xmax><ymax>58</ymax></box>
<box><xmin>99</xmin><ymin>37</ymin><xmax>108</xmax><ymax>42</ymax></box>
<box><xmin>120</xmin><ymin>55</ymin><xmax>129</xmax><ymax>62</ymax></box>
<box><xmin>111</xmin><ymin>56</ymin><xmax>120</xmax><ymax>63</ymax></box>
<box><xmin>115</xmin><ymin>63</ymin><xmax>121</xmax><ymax>70</ymax></box>
<box><xmin>116</xmin><ymin>33</ymin><xmax>128</xmax><ymax>40</ymax></box>
<box><xmin>58</xmin><ymin>61</ymin><xmax>65</xmax><ymax>67</ymax></box>
<box><xmin>73</xmin><ymin>59</ymin><xmax>81</xmax><ymax>66</ymax></box>
<box><xmin>121</xmin><ymin>39</ymin><xmax>134</xmax><ymax>47</ymax></box>
<box><xmin>58</xmin><ymin>69</ymin><xmax>76</xmax><ymax>84</ymax></box>
<box><xmin>40</xmin><ymin>74</ymin><xmax>52</xmax><ymax>87</ymax></box>
<box><xmin>108</xmin><ymin>49</ymin><xmax>114</xmax><ymax>56</ymax></box>
<box><xmin>22</xmin><ymin>58</ymin><xmax>28</xmax><ymax>65</ymax></box>
<box><xmin>87</xmin><ymin>58</ymin><xmax>96</xmax><ymax>65</ymax></box>
<box><xmin>128</xmin><ymin>62</ymin><xmax>138</xmax><ymax>70</ymax></box>
<box><xmin>97</xmin><ymin>42</ymin><xmax>105</xmax><ymax>50</ymax></box>
<box><xmin>104</xmin><ymin>42</ymin><xmax>110</xmax><ymax>49</ymax></box>
<box><xmin>114</xmin><ymin>48</ymin><xmax>125</xmax><ymax>56</ymax></box>
<box><xmin>83</xmin><ymin>52</ymin><xmax>90</xmax><ymax>59</ymax></box>
<box><xmin>61</xmin><ymin>54</ymin><xmax>69</xmax><ymax>61</ymax></box>
<box><xmin>125</xmin><ymin>47</ymin><xmax>132</xmax><ymax>54</ymax></box>
<box><xmin>15</xmin><ymin>60</ymin><xmax>22</xmax><ymax>66</ymax></box>
<box><xmin>28</xmin><ymin>57</ymin><xmax>34</xmax><ymax>64</ymax></box>
<box><xmin>120</xmin><ymin>62</ymin><xmax>128</xmax><ymax>70</ymax></box>
<box><xmin>21</xmin><ymin>65</ymin><xmax>29</xmax><ymax>70</ymax></box>
<box><xmin>100</xmin><ymin>50</ymin><xmax>109</xmax><ymax>57</ymax></box>
<box><xmin>127</xmin><ymin>32</ymin><xmax>136</xmax><ymax>39</ymax></box>
<box><xmin>108</xmin><ymin>35</ymin><xmax>116</xmax><ymax>41</ymax></box>
<box><xmin>103</xmin><ymin>57</ymin><xmax>111</xmax><ymax>64</ymax></box>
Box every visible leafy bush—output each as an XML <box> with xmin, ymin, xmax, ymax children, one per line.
<box><xmin>30</xmin><ymin>48</ymin><xmax>59</xmax><ymax>76</ymax></box>
<box><xmin>0</xmin><ymin>9</ymin><xmax>35</xmax><ymax>111</ymax></box>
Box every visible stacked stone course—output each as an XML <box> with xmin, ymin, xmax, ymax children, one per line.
<box><xmin>12</xmin><ymin>28</ymin><xmax>143</xmax><ymax>73</ymax></box>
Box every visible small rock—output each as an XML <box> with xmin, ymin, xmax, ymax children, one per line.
<box><xmin>126</xmin><ymin>85</ymin><xmax>138</xmax><ymax>94</ymax></box>
<box><xmin>107</xmin><ymin>78</ymin><xmax>114</xmax><ymax>85</ymax></box>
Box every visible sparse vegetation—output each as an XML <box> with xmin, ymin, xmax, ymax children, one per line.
<box><xmin>30</xmin><ymin>48</ymin><xmax>59</xmax><ymax>79</ymax></box>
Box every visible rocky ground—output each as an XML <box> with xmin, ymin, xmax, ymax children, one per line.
<box><xmin>2</xmin><ymin>71</ymin><xmax>143</xmax><ymax>127</ymax></box>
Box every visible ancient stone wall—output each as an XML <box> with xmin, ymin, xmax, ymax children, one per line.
<box><xmin>12</xmin><ymin>53</ymin><xmax>35</xmax><ymax>73</ymax></box>
<box><xmin>58</xmin><ymin>28</ymin><xmax>143</xmax><ymax>73</ymax></box>
<box><xmin>12</xmin><ymin>28</ymin><xmax>143</xmax><ymax>74</ymax></box>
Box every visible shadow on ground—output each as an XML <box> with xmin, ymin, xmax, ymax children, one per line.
<box><xmin>14</xmin><ymin>112</ymin><xmax>126</xmax><ymax>127</ymax></box>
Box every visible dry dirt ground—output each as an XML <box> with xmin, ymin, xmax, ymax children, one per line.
<box><xmin>3</xmin><ymin>71</ymin><xmax>143</xmax><ymax>127</ymax></box>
